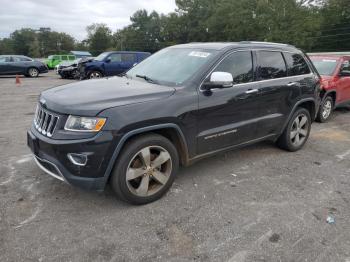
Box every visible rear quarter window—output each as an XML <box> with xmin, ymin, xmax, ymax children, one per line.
<box><xmin>257</xmin><ymin>51</ymin><xmax>287</xmax><ymax>80</ymax></box>
<box><xmin>284</xmin><ymin>53</ymin><xmax>311</xmax><ymax>76</ymax></box>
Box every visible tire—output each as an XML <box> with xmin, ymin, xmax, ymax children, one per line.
<box><xmin>27</xmin><ymin>67</ymin><xmax>39</xmax><ymax>78</ymax></box>
<box><xmin>111</xmin><ymin>134</ymin><xmax>179</xmax><ymax>205</ymax></box>
<box><xmin>316</xmin><ymin>96</ymin><xmax>333</xmax><ymax>123</ymax></box>
<box><xmin>277</xmin><ymin>108</ymin><xmax>311</xmax><ymax>152</ymax></box>
<box><xmin>88</xmin><ymin>71</ymin><xmax>103</xmax><ymax>79</ymax></box>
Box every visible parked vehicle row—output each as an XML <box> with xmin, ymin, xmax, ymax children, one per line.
<box><xmin>27</xmin><ymin>42</ymin><xmax>321</xmax><ymax>205</ymax></box>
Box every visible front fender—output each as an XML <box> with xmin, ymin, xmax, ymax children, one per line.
<box><xmin>101</xmin><ymin>123</ymin><xmax>189</xmax><ymax>188</ymax></box>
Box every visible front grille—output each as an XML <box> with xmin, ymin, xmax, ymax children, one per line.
<box><xmin>34</xmin><ymin>104</ymin><xmax>59</xmax><ymax>137</ymax></box>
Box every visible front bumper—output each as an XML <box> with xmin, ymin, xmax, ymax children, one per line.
<box><xmin>27</xmin><ymin>127</ymin><xmax>118</xmax><ymax>191</ymax></box>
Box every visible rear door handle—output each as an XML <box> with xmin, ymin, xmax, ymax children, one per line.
<box><xmin>287</xmin><ymin>82</ymin><xmax>298</xmax><ymax>87</ymax></box>
<box><xmin>245</xmin><ymin>89</ymin><xmax>259</xmax><ymax>94</ymax></box>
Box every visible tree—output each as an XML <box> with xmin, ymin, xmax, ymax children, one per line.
<box><xmin>86</xmin><ymin>23</ymin><xmax>113</xmax><ymax>55</ymax></box>
<box><xmin>11</xmin><ymin>28</ymin><xmax>37</xmax><ymax>55</ymax></box>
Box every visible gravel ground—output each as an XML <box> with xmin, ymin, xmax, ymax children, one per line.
<box><xmin>1</xmin><ymin>72</ymin><xmax>350</xmax><ymax>262</ymax></box>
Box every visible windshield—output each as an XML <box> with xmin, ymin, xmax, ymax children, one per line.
<box><xmin>94</xmin><ymin>52</ymin><xmax>109</xmax><ymax>61</ymax></box>
<box><xmin>126</xmin><ymin>48</ymin><xmax>218</xmax><ymax>86</ymax></box>
<box><xmin>311</xmin><ymin>58</ymin><xmax>339</xmax><ymax>76</ymax></box>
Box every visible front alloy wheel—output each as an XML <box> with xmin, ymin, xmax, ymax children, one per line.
<box><xmin>126</xmin><ymin>146</ymin><xmax>172</xmax><ymax>197</ymax></box>
<box><xmin>111</xmin><ymin>134</ymin><xmax>179</xmax><ymax>205</ymax></box>
<box><xmin>89</xmin><ymin>71</ymin><xmax>102</xmax><ymax>79</ymax></box>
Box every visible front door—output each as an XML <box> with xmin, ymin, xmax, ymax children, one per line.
<box><xmin>197</xmin><ymin>50</ymin><xmax>260</xmax><ymax>155</ymax></box>
<box><xmin>105</xmin><ymin>53</ymin><xmax>122</xmax><ymax>76</ymax></box>
<box><xmin>337</xmin><ymin>59</ymin><xmax>350</xmax><ymax>102</ymax></box>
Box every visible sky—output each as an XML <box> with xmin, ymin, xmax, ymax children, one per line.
<box><xmin>0</xmin><ymin>0</ymin><xmax>177</xmax><ymax>41</ymax></box>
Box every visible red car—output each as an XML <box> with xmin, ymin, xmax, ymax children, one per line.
<box><xmin>310</xmin><ymin>55</ymin><xmax>350</xmax><ymax>122</ymax></box>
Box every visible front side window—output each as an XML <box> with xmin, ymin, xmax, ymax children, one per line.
<box><xmin>95</xmin><ymin>52</ymin><xmax>109</xmax><ymax>61</ymax></box>
<box><xmin>12</xmin><ymin>57</ymin><xmax>21</xmax><ymax>62</ymax></box>
<box><xmin>284</xmin><ymin>53</ymin><xmax>311</xmax><ymax>76</ymax></box>
<box><xmin>258</xmin><ymin>51</ymin><xmax>287</xmax><ymax>80</ymax></box>
<box><xmin>109</xmin><ymin>54</ymin><xmax>122</xmax><ymax>62</ymax></box>
<box><xmin>214</xmin><ymin>51</ymin><xmax>254</xmax><ymax>85</ymax></box>
<box><xmin>122</xmin><ymin>53</ymin><xmax>136</xmax><ymax>62</ymax></box>
<box><xmin>127</xmin><ymin>48</ymin><xmax>218</xmax><ymax>86</ymax></box>
<box><xmin>310</xmin><ymin>57</ymin><xmax>338</xmax><ymax>76</ymax></box>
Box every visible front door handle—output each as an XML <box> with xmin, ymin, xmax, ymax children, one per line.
<box><xmin>245</xmin><ymin>89</ymin><xmax>259</xmax><ymax>94</ymax></box>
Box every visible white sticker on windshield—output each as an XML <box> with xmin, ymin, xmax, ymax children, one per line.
<box><xmin>322</xmin><ymin>59</ymin><xmax>337</xmax><ymax>63</ymax></box>
<box><xmin>189</xmin><ymin>51</ymin><xmax>211</xmax><ymax>58</ymax></box>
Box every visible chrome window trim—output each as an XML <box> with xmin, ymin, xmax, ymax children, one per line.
<box><xmin>199</xmin><ymin>48</ymin><xmax>314</xmax><ymax>92</ymax></box>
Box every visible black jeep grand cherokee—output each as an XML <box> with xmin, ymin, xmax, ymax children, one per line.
<box><xmin>27</xmin><ymin>42</ymin><xmax>320</xmax><ymax>204</ymax></box>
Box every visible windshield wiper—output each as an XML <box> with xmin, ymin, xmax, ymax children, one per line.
<box><xmin>136</xmin><ymin>74</ymin><xmax>157</xmax><ymax>84</ymax></box>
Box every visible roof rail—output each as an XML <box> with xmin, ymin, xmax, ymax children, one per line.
<box><xmin>239</xmin><ymin>41</ymin><xmax>290</xmax><ymax>46</ymax></box>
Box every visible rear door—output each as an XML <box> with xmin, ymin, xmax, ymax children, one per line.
<box><xmin>255</xmin><ymin>50</ymin><xmax>311</xmax><ymax>138</ymax></box>
<box><xmin>197</xmin><ymin>50</ymin><xmax>261</xmax><ymax>154</ymax></box>
<box><xmin>0</xmin><ymin>56</ymin><xmax>12</xmax><ymax>74</ymax></box>
<box><xmin>120</xmin><ymin>53</ymin><xmax>137</xmax><ymax>73</ymax></box>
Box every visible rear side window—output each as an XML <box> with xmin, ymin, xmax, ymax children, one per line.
<box><xmin>284</xmin><ymin>53</ymin><xmax>310</xmax><ymax>76</ymax></box>
<box><xmin>257</xmin><ymin>51</ymin><xmax>287</xmax><ymax>80</ymax></box>
<box><xmin>214</xmin><ymin>51</ymin><xmax>254</xmax><ymax>85</ymax></box>
<box><xmin>61</xmin><ymin>56</ymin><xmax>68</xmax><ymax>60</ymax></box>
<box><xmin>122</xmin><ymin>53</ymin><xmax>136</xmax><ymax>62</ymax></box>
<box><xmin>0</xmin><ymin>56</ymin><xmax>11</xmax><ymax>62</ymax></box>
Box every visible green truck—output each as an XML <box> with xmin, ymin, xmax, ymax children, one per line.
<box><xmin>46</xmin><ymin>54</ymin><xmax>76</xmax><ymax>69</ymax></box>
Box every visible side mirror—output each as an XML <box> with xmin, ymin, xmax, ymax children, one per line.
<box><xmin>105</xmin><ymin>58</ymin><xmax>111</xmax><ymax>63</ymax></box>
<box><xmin>339</xmin><ymin>70</ymin><xmax>350</xmax><ymax>77</ymax></box>
<box><xmin>202</xmin><ymin>72</ymin><xmax>233</xmax><ymax>90</ymax></box>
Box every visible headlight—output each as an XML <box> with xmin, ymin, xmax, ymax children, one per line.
<box><xmin>64</xmin><ymin>116</ymin><xmax>106</xmax><ymax>132</ymax></box>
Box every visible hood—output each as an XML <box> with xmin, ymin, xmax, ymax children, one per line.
<box><xmin>41</xmin><ymin>77</ymin><xmax>176</xmax><ymax>116</ymax></box>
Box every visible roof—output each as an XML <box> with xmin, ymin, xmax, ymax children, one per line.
<box><xmin>308</xmin><ymin>52</ymin><xmax>350</xmax><ymax>56</ymax></box>
<box><xmin>70</xmin><ymin>51</ymin><xmax>92</xmax><ymax>56</ymax></box>
<box><xmin>308</xmin><ymin>53</ymin><xmax>350</xmax><ymax>60</ymax></box>
<box><xmin>102</xmin><ymin>51</ymin><xmax>151</xmax><ymax>54</ymax></box>
<box><xmin>171</xmin><ymin>41</ymin><xmax>297</xmax><ymax>51</ymax></box>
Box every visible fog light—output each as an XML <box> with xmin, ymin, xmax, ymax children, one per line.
<box><xmin>67</xmin><ymin>153</ymin><xmax>88</xmax><ymax>166</ymax></box>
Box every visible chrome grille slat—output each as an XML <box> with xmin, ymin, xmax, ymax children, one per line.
<box><xmin>33</xmin><ymin>104</ymin><xmax>59</xmax><ymax>137</ymax></box>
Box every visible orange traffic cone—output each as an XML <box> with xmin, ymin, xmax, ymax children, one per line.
<box><xmin>15</xmin><ymin>75</ymin><xmax>21</xmax><ymax>86</ymax></box>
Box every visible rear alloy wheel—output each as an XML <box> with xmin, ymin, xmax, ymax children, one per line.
<box><xmin>111</xmin><ymin>134</ymin><xmax>179</xmax><ymax>205</ymax></box>
<box><xmin>89</xmin><ymin>71</ymin><xmax>102</xmax><ymax>79</ymax></box>
<box><xmin>316</xmin><ymin>96</ymin><xmax>333</xmax><ymax>123</ymax></box>
<box><xmin>28</xmin><ymin>68</ymin><xmax>39</xmax><ymax>78</ymax></box>
<box><xmin>277</xmin><ymin>108</ymin><xmax>311</xmax><ymax>152</ymax></box>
